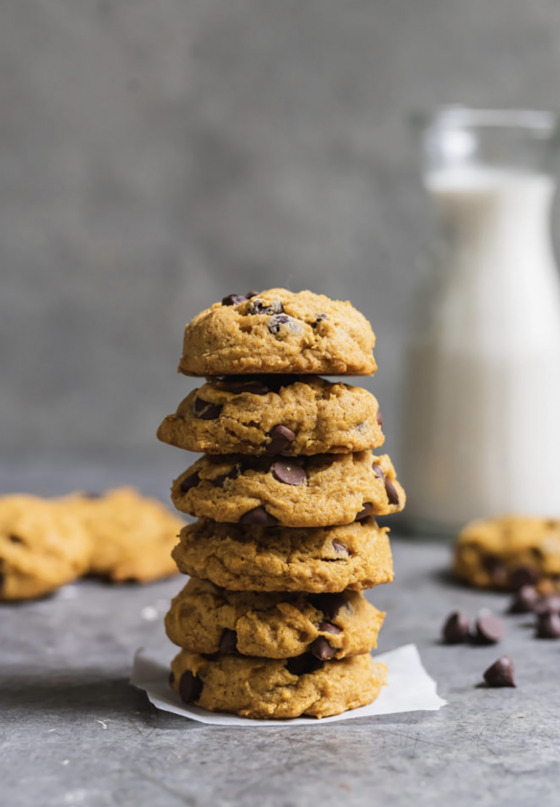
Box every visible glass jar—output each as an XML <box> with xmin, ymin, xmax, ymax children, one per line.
<box><xmin>402</xmin><ymin>107</ymin><xmax>560</xmax><ymax>536</ymax></box>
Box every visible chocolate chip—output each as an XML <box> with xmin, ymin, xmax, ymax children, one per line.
<box><xmin>8</xmin><ymin>534</ymin><xmax>24</xmax><ymax>544</ymax></box>
<box><xmin>483</xmin><ymin>656</ymin><xmax>516</xmax><ymax>688</ymax></box>
<box><xmin>384</xmin><ymin>479</ymin><xmax>400</xmax><ymax>506</ymax></box>
<box><xmin>178</xmin><ymin>671</ymin><xmax>203</xmax><ymax>703</ymax></box>
<box><xmin>534</xmin><ymin>595</ymin><xmax>560</xmax><ymax>615</ymax></box>
<box><xmin>268</xmin><ymin>314</ymin><xmax>293</xmax><ymax>334</ymax></box>
<box><xmin>318</xmin><ymin>621</ymin><xmax>342</xmax><ymax>635</ymax></box>
<box><xmin>312</xmin><ymin>313</ymin><xmax>328</xmax><ymax>327</ymax></box>
<box><xmin>219</xmin><ymin>377</ymin><xmax>270</xmax><ymax>395</ymax></box>
<box><xmin>271</xmin><ymin>459</ymin><xmax>306</xmax><ymax>486</ymax></box>
<box><xmin>355</xmin><ymin>502</ymin><xmax>374</xmax><ymax>521</ymax></box>
<box><xmin>219</xmin><ymin>629</ymin><xmax>238</xmax><ymax>655</ymax></box>
<box><xmin>509</xmin><ymin>565</ymin><xmax>540</xmax><ymax>590</ymax></box>
<box><xmin>309</xmin><ymin>636</ymin><xmax>337</xmax><ymax>660</ymax></box>
<box><xmin>508</xmin><ymin>585</ymin><xmax>539</xmax><ymax>614</ymax></box>
<box><xmin>308</xmin><ymin>593</ymin><xmax>349</xmax><ymax>620</ymax></box>
<box><xmin>286</xmin><ymin>653</ymin><xmax>324</xmax><ymax>676</ymax></box>
<box><xmin>193</xmin><ymin>398</ymin><xmax>223</xmax><ymax>420</ymax></box>
<box><xmin>441</xmin><ymin>611</ymin><xmax>470</xmax><ymax>644</ymax></box>
<box><xmin>474</xmin><ymin>611</ymin><xmax>505</xmax><ymax>644</ymax></box>
<box><xmin>239</xmin><ymin>506</ymin><xmax>279</xmax><ymax>526</ymax></box>
<box><xmin>332</xmin><ymin>540</ymin><xmax>349</xmax><ymax>557</ymax></box>
<box><xmin>372</xmin><ymin>463</ymin><xmax>384</xmax><ymax>479</ymax></box>
<box><xmin>213</xmin><ymin>467</ymin><xmax>240</xmax><ymax>487</ymax></box>
<box><xmin>536</xmin><ymin>611</ymin><xmax>560</xmax><ymax>638</ymax></box>
<box><xmin>376</xmin><ymin>410</ymin><xmax>384</xmax><ymax>428</ymax></box>
<box><xmin>222</xmin><ymin>291</ymin><xmax>258</xmax><ymax>306</ymax></box>
<box><xmin>265</xmin><ymin>424</ymin><xmax>296</xmax><ymax>455</ymax></box>
<box><xmin>180</xmin><ymin>472</ymin><xmax>200</xmax><ymax>493</ymax></box>
<box><xmin>248</xmin><ymin>298</ymin><xmax>284</xmax><ymax>315</ymax></box>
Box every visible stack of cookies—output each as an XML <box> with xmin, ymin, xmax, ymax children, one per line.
<box><xmin>157</xmin><ymin>288</ymin><xmax>405</xmax><ymax>719</ymax></box>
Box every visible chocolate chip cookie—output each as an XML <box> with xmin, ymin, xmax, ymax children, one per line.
<box><xmin>170</xmin><ymin>649</ymin><xmax>387</xmax><ymax>719</ymax></box>
<box><xmin>0</xmin><ymin>495</ymin><xmax>91</xmax><ymax>601</ymax></box>
<box><xmin>165</xmin><ymin>577</ymin><xmax>384</xmax><ymax>660</ymax></box>
<box><xmin>158</xmin><ymin>375</ymin><xmax>384</xmax><ymax>456</ymax></box>
<box><xmin>454</xmin><ymin>515</ymin><xmax>560</xmax><ymax>590</ymax></box>
<box><xmin>172</xmin><ymin>517</ymin><xmax>393</xmax><ymax>592</ymax></box>
<box><xmin>178</xmin><ymin>288</ymin><xmax>376</xmax><ymax>376</ymax></box>
<box><xmin>171</xmin><ymin>451</ymin><xmax>404</xmax><ymax>527</ymax></box>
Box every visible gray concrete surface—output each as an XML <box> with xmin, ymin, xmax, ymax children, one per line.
<box><xmin>2</xmin><ymin>463</ymin><xmax>560</xmax><ymax>807</ymax></box>
<box><xmin>3</xmin><ymin>1</ymin><xmax>560</xmax><ymax>465</ymax></box>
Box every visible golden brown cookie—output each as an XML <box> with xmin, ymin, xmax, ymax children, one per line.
<box><xmin>172</xmin><ymin>517</ymin><xmax>393</xmax><ymax>592</ymax></box>
<box><xmin>157</xmin><ymin>375</ymin><xmax>384</xmax><ymax>456</ymax></box>
<box><xmin>170</xmin><ymin>650</ymin><xmax>387</xmax><ymax>719</ymax></box>
<box><xmin>178</xmin><ymin>288</ymin><xmax>376</xmax><ymax>376</ymax></box>
<box><xmin>68</xmin><ymin>487</ymin><xmax>184</xmax><ymax>582</ymax></box>
<box><xmin>0</xmin><ymin>495</ymin><xmax>91</xmax><ymax>601</ymax></box>
<box><xmin>171</xmin><ymin>451</ymin><xmax>404</xmax><ymax>527</ymax></box>
<box><xmin>454</xmin><ymin>515</ymin><xmax>560</xmax><ymax>590</ymax></box>
<box><xmin>165</xmin><ymin>577</ymin><xmax>384</xmax><ymax>660</ymax></box>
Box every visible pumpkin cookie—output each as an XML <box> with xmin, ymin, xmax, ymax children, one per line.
<box><xmin>178</xmin><ymin>288</ymin><xmax>376</xmax><ymax>376</ymax></box>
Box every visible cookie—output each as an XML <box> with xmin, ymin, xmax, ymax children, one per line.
<box><xmin>170</xmin><ymin>650</ymin><xmax>387</xmax><ymax>719</ymax></box>
<box><xmin>0</xmin><ymin>495</ymin><xmax>91</xmax><ymax>601</ymax></box>
<box><xmin>454</xmin><ymin>515</ymin><xmax>560</xmax><ymax>591</ymax></box>
<box><xmin>68</xmin><ymin>487</ymin><xmax>184</xmax><ymax>582</ymax></box>
<box><xmin>172</xmin><ymin>517</ymin><xmax>393</xmax><ymax>592</ymax></box>
<box><xmin>157</xmin><ymin>375</ymin><xmax>384</xmax><ymax>456</ymax></box>
<box><xmin>165</xmin><ymin>577</ymin><xmax>384</xmax><ymax>660</ymax></box>
<box><xmin>171</xmin><ymin>451</ymin><xmax>404</xmax><ymax>527</ymax></box>
<box><xmin>178</xmin><ymin>288</ymin><xmax>376</xmax><ymax>376</ymax></box>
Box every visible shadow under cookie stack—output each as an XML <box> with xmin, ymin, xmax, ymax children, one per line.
<box><xmin>157</xmin><ymin>288</ymin><xmax>405</xmax><ymax>719</ymax></box>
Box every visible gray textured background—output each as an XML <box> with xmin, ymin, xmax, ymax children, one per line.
<box><xmin>3</xmin><ymin>0</ymin><xmax>560</xmax><ymax>469</ymax></box>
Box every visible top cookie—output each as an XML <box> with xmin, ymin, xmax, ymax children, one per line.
<box><xmin>178</xmin><ymin>289</ymin><xmax>376</xmax><ymax>376</ymax></box>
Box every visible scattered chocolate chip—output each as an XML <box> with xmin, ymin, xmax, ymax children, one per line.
<box><xmin>168</xmin><ymin>671</ymin><xmax>175</xmax><ymax>686</ymax></box>
<box><xmin>219</xmin><ymin>629</ymin><xmax>238</xmax><ymax>655</ymax></box>
<box><xmin>384</xmin><ymin>479</ymin><xmax>400</xmax><ymax>506</ymax></box>
<box><xmin>239</xmin><ymin>506</ymin><xmax>279</xmax><ymax>526</ymax></box>
<box><xmin>534</xmin><ymin>595</ymin><xmax>560</xmax><ymax>615</ymax></box>
<box><xmin>221</xmin><ymin>291</ymin><xmax>258</xmax><ymax>306</ymax></box>
<box><xmin>178</xmin><ymin>671</ymin><xmax>203</xmax><ymax>703</ymax></box>
<box><xmin>510</xmin><ymin>565</ymin><xmax>540</xmax><ymax>590</ymax></box>
<box><xmin>483</xmin><ymin>656</ymin><xmax>516</xmax><ymax>688</ymax></box>
<box><xmin>376</xmin><ymin>410</ymin><xmax>384</xmax><ymax>428</ymax></box>
<box><xmin>372</xmin><ymin>463</ymin><xmax>384</xmax><ymax>479</ymax></box>
<box><xmin>219</xmin><ymin>377</ymin><xmax>270</xmax><ymax>395</ymax></box>
<box><xmin>309</xmin><ymin>636</ymin><xmax>337</xmax><ymax>660</ymax></box>
<box><xmin>286</xmin><ymin>653</ymin><xmax>324</xmax><ymax>676</ymax></box>
<box><xmin>248</xmin><ymin>298</ymin><xmax>284</xmax><ymax>315</ymax></box>
<box><xmin>8</xmin><ymin>534</ymin><xmax>24</xmax><ymax>544</ymax></box>
<box><xmin>332</xmin><ymin>541</ymin><xmax>349</xmax><ymax>557</ymax></box>
<box><xmin>318</xmin><ymin>621</ymin><xmax>342</xmax><ymax>635</ymax></box>
<box><xmin>193</xmin><ymin>398</ymin><xmax>223</xmax><ymax>420</ymax></box>
<box><xmin>355</xmin><ymin>502</ymin><xmax>374</xmax><ymax>521</ymax></box>
<box><xmin>441</xmin><ymin>611</ymin><xmax>470</xmax><ymax>644</ymax></box>
<box><xmin>180</xmin><ymin>472</ymin><xmax>200</xmax><ymax>493</ymax></box>
<box><xmin>308</xmin><ymin>593</ymin><xmax>349</xmax><ymax>620</ymax></box>
<box><xmin>265</xmin><ymin>424</ymin><xmax>296</xmax><ymax>455</ymax></box>
<box><xmin>268</xmin><ymin>314</ymin><xmax>291</xmax><ymax>334</ymax></box>
<box><xmin>482</xmin><ymin>555</ymin><xmax>508</xmax><ymax>588</ymax></box>
<box><xmin>474</xmin><ymin>611</ymin><xmax>505</xmax><ymax>644</ymax></box>
<box><xmin>508</xmin><ymin>585</ymin><xmax>539</xmax><ymax>614</ymax></box>
<box><xmin>536</xmin><ymin>611</ymin><xmax>560</xmax><ymax>638</ymax></box>
<box><xmin>271</xmin><ymin>459</ymin><xmax>306</xmax><ymax>486</ymax></box>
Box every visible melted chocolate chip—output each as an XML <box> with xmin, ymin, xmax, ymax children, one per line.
<box><xmin>180</xmin><ymin>472</ymin><xmax>200</xmax><ymax>493</ymax></box>
<box><xmin>508</xmin><ymin>585</ymin><xmax>539</xmax><ymax>614</ymax></box>
<box><xmin>536</xmin><ymin>611</ymin><xmax>560</xmax><ymax>639</ymax></box>
<box><xmin>213</xmin><ymin>467</ymin><xmax>240</xmax><ymax>487</ymax></box>
<box><xmin>308</xmin><ymin>593</ymin><xmax>349</xmax><ymax>620</ymax></box>
<box><xmin>376</xmin><ymin>410</ymin><xmax>384</xmax><ymax>428</ymax></box>
<box><xmin>271</xmin><ymin>459</ymin><xmax>306</xmax><ymax>486</ymax></box>
<box><xmin>332</xmin><ymin>541</ymin><xmax>349</xmax><ymax>557</ymax></box>
<box><xmin>248</xmin><ymin>299</ymin><xmax>284</xmax><ymax>315</ymax></box>
<box><xmin>442</xmin><ymin>611</ymin><xmax>470</xmax><ymax>644</ymax></box>
<box><xmin>268</xmin><ymin>314</ymin><xmax>291</xmax><ymax>334</ymax></box>
<box><xmin>309</xmin><ymin>636</ymin><xmax>337</xmax><ymax>661</ymax></box>
<box><xmin>372</xmin><ymin>463</ymin><xmax>384</xmax><ymax>479</ymax></box>
<box><xmin>219</xmin><ymin>629</ymin><xmax>238</xmax><ymax>655</ymax></box>
<box><xmin>222</xmin><ymin>291</ymin><xmax>258</xmax><ymax>306</ymax></box>
<box><xmin>265</xmin><ymin>424</ymin><xmax>296</xmax><ymax>455</ymax></box>
<box><xmin>178</xmin><ymin>671</ymin><xmax>203</xmax><ymax>703</ymax></box>
<box><xmin>239</xmin><ymin>506</ymin><xmax>279</xmax><ymax>526</ymax></box>
<box><xmin>474</xmin><ymin>611</ymin><xmax>505</xmax><ymax>644</ymax></box>
<box><xmin>483</xmin><ymin>656</ymin><xmax>516</xmax><ymax>688</ymax></box>
<box><xmin>193</xmin><ymin>398</ymin><xmax>223</xmax><ymax>420</ymax></box>
<box><xmin>286</xmin><ymin>653</ymin><xmax>324</xmax><ymax>676</ymax></box>
<box><xmin>509</xmin><ymin>565</ymin><xmax>540</xmax><ymax>590</ymax></box>
<box><xmin>355</xmin><ymin>503</ymin><xmax>374</xmax><ymax>521</ymax></box>
<box><xmin>318</xmin><ymin>621</ymin><xmax>342</xmax><ymax>635</ymax></box>
<box><xmin>385</xmin><ymin>479</ymin><xmax>400</xmax><ymax>506</ymax></box>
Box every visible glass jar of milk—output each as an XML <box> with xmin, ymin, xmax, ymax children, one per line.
<box><xmin>403</xmin><ymin>107</ymin><xmax>560</xmax><ymax>535</ymax></box>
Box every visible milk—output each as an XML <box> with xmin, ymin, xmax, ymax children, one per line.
<box><xmin>403</xmin><ymin>168</ymin><xmax>560</xmax><ymax>532</ymax></box>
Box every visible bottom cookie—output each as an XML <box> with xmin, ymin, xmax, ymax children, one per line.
<box><xmin>170</xmin><ymin>650</ymin><xmax>387</xmax><ymax>719</ymax></box>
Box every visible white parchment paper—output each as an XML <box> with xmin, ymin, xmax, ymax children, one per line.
<box><xmin>131</xmin><ymin>644</ymin><xmax>446</xmax><ymax>727</ymax></box>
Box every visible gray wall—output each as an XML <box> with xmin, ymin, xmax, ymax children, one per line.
<box><xmin>3</xmin><ymin>0</ymin><xmax>560</xmax><ymax>467</ymax></box>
